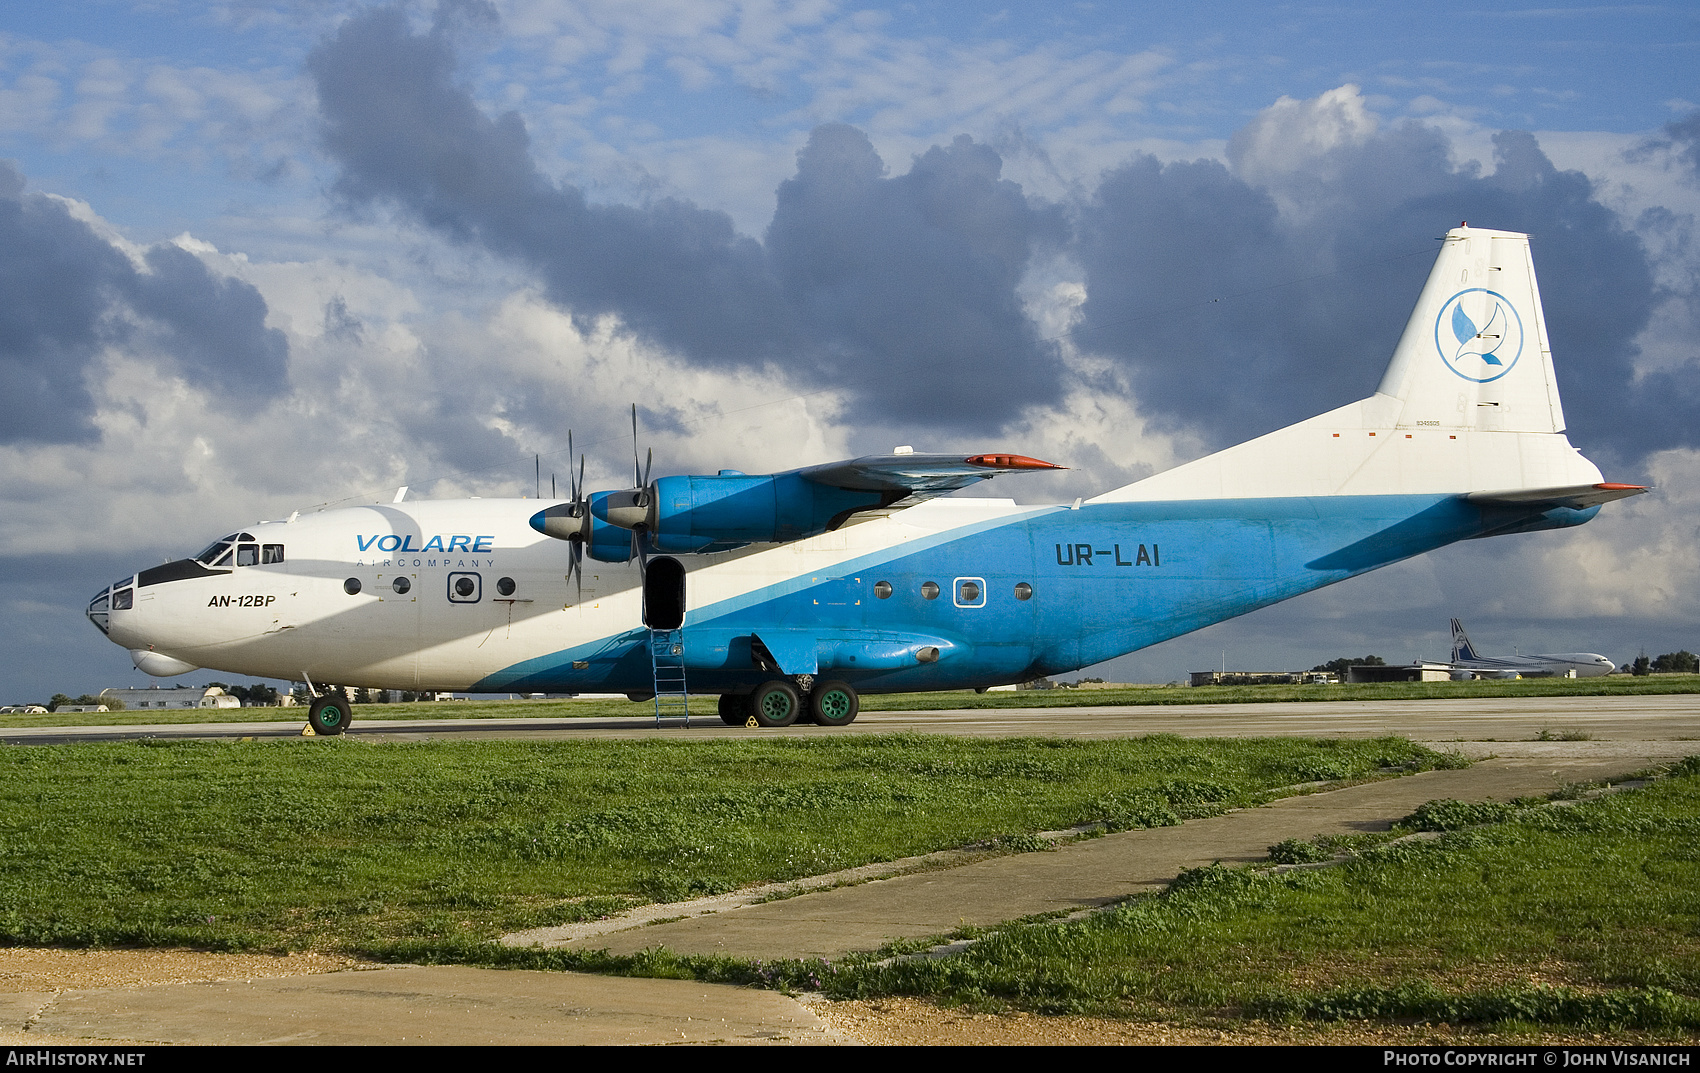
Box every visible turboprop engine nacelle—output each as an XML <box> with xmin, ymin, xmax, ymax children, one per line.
<box><xmin>527</xmin><ymin>493</ymin><xmax>636</xmax><ymax>563</ymax></box>
<box><xmin>592</xmin><ymin>472</ymin><xmax>899</xmax><ymax>554</ymax></box>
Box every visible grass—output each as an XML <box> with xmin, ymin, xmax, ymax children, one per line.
<box><xmin>0</xmin><ymin>733</ymin><xmax>1445</xmax><ymax>956</ymax></box>
<box><xmin>813</xmin><ymin>756</ymin><xmax>1700</xmax><ymax>1031</ymax></box>
<box><xmin>6</xmin><ymin>673</ymin><xmax>1697</xmax><ymax>728</ymax></box>
<box><xmin>6</xmin><ymin>724</ymin><xmax>1696</xmax><ymax>1034</ymax></box>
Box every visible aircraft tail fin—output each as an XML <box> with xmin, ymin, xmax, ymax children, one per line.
<box><xmin>1376</xmin><ymin>225</ymin><xmax>1565</xmax><ymax>434</ymax></box>
<box><xmin>1095</xmin><ymin>224</ymin><xmax>1603</xmax><ymax>505</ymax></box>
<box><xmin>1450</xmin><ymin>618</ymin><xmax>1479</xmax><ymax>662</ymax></box>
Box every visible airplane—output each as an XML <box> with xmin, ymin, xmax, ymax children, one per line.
<box><xmin>1443</xmin><ymin>618</ymin><xmax>1616</xmax><ymax>679</ymax></box>
<box><xmin>84</xmin><ymin>224</ymin><xmax>1646</xmax><ymax>736</ymax></box>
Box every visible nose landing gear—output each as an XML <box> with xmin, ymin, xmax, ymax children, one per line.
<box><xmin>302</xmin><ymin>690</ymin><xmax>352</xmax><ymax>736</ymax></box>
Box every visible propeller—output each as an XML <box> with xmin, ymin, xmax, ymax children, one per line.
<box><xmin>568</xmin><ymin>405</ymin><xmax>660</xmax><ymax>576</ymax></box>
<box><xmin>562</xmin><ymin>430</ymin><xmax>589</xmax><ymax>600</ymax></box>
<box><xmin>628</xmin><ymin>404</ymin><xmax>654</xmax><ymax>577</ymax></box>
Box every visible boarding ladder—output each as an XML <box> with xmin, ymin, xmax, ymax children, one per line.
<box><xmin>648</xmin><ymin>628</ymin><xmax>690</xmax><ymax>726</ymax></box>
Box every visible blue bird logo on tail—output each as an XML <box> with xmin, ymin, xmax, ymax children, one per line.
<box><xmin>1436</xmin><ymin>289</ymin><xmax>1523</xmax><ymax>383</ymax></box>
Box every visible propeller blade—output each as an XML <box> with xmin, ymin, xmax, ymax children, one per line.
<box><xmin>643</xmin><ymin>447</ymin><xmax>653</xmax><ymax>492</ymax></box>
<box><xmin>567</xmin><ymin>430</ymin><xmax>576</xmax><ymax>500</ymax></box>
<box><xmin>568</xmin><ymin>541</ymin><xmax>583</xmax><ymax>601</ymax></box>
<box><xmin>631</xmin><ymin>403</ymin><xmax>641</xmax><ymax>488</ymax></box>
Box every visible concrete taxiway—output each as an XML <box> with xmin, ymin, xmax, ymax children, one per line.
<box><xmin>4</xmin><ymin>691</ymin><xmax>1697</xmax><ymax>745</ymax></box>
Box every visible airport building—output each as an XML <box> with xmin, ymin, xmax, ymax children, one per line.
<box><xmin>99</xmin><ymin>685</ymin><xmax>243</xmax><ymax>710</ymax></box>
<box><xmin>1188</xmin><ymin>671</ymin><xmax>1338</xmax><ymax>687</ymax></box>
<box><xmin>1344</xmin><ymin>662</ymin><xmax>1456</xmax><ymax>683</ymax></box>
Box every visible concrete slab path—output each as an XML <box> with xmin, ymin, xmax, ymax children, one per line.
<box><xmin>515</xmin><ymin>750</ymin><xmax>1685</xmax><ymax>961</ymax></box>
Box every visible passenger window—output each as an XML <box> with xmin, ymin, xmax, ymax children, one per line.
<box><xmin>920</xmin><ymin>581</ymin><xmax>940</xmax><ymax>600</ymax></box>
<box><xmin>261</xmin><ymin>544</ymin><xmax>285</xmax><ymax>564</ymax></box>
<box><xmin>954</xmin><ymin>577</ymin><xmax>986</xmax><ymax>608</ymax></box>
<box><xmin>874</xmin><ymin>581</ymin><xmax>892</xmax><ymax>599</ymax></box>
<box><xmin>496</xmin><ymin>577</ymin><xmax>516</xmax><ymax>596</ymax></box>
<box><xmin>236</xmin><ymin>543</ymin><xmax>259</xmax><ymax>567</ymax></box>
<box><xmin>1014</xmin><ymin>582</ymin><xmax>1033</xmax><ymax>601</ymax></box>
<box><xmin>392</xmin><ymin>576</ymin><xmax>411</xmax><ymax>594</ymax></box>
<box><xmin>448</xmin><ymin>572</ymin><xmax>481</xmax><ymax>603</ymax></box>
<box><xmin>344</xmin><ymin>578</ymin><xmax>362</xmax><ymax>595</ymax></box>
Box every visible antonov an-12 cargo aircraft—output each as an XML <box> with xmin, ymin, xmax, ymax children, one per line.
<box><xmin>86</xmin><ymin>225</ymin><xmax>1645</xmax><ymax>735</ymax></box>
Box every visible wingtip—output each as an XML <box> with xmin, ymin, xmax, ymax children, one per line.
<box><xmin>965</xmin><ymin>453</ymin><xmax>1067</xmax><ymax>471</ymax></box>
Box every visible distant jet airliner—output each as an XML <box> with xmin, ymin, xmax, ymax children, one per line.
<box><xmin>1446</xmin><ymin>618</ymin><xmax>1615</xmax><ymax>679</ymax></box>
<box><xmin>86</xmin><ymin>225</ymin><xmax>1645</xmax><ymax>734</ymax></box>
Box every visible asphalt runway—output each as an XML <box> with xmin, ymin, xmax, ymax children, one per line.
<box><xmin>5</xmin><ymin>691</ymin><xmax>1698</xmax><ymax>746</ymax></box>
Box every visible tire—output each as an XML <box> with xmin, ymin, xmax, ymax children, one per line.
<box><xmin>748</xmin><ymin>679</ymin><xmax>801</xmax><ymax>728</ymax></box>
<box><xmin>718</xmin><ymin>693</ymin><xmax>749</xmax><ymax>727</ymax></box>
<box><xmin>306</xmin><ymin>692</ymin><xmax>352</xmax><ymax>736</ymax></box>
<box><xmin>808</xmin><ymin>680</ymin><xmax>859</xmax><ymax>727</ymax></box>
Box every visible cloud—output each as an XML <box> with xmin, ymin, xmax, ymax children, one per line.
<box><xmin>1644</xmin><ymin>109</ymin><xmax>1700</xmax><ymax>182</ymax></box>
<box><xmin>0</xmin><ymin>160</ymin><xmax>129</xmax><ymax>443</ymax></box>
<box><xmin>129</xmin><ymin>244</ymin><xmax>290</xmax><ymax>400</ymax></box>
<box><xmin>1074</xmin><ymin>87</ymin><xmax>1685</xmax><ymax>471</ymax></box>
<box><xmin>0</xmin><ymin>159</ymin><xmax>289</xmax><ymax>444</ymax></box>
<box><xmin>306</xmin><ymin>4</ymin><xmax>1065</xmax><ymax>430</ymax></box>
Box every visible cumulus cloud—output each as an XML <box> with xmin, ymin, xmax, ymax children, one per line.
<box><xmin>1643</xmin><ymin>109</ymin><xmax>1700</xmax><ymax>183</ymax></box>
<box><xmin>1074</xmin><ymin>87</ymin><xmax>1687</xmax><ymax>472</ymax></box>
<box><xmin>306</xmin><ymin>4</ymin><xmax>1063</xmax><ymax>431</ymax></box>
<box><xmin>0</xmin><ymin>160</ymin><xmax>288</xmax><ymax>444</ymax></box>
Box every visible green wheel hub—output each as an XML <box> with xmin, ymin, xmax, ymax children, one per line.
<box><xmin>758</xmin><ymin>690</ymin><xmax>793</xmax><ymax>721</ymax></box>
<box><xmin>817</xmin><ymin>688</ymin><xmax>851</xmax><ymax>720</ymax></box>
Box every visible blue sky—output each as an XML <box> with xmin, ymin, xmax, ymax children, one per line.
<box><xmin>1</xmin><ymin>1</ymin><xmax>1697</xmax><ymax>700</ymax></box>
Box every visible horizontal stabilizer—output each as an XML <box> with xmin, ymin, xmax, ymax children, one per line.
<box><xmin>1466</xmin><ymin>483</ymin><xmax>1647</xmax><ymax>510</ymax></box>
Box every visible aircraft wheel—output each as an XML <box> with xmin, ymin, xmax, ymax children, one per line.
<box><xmin>749</xmin><ymin>679</ymin><xmax>801</xmax><ymax>728</ymax></box>
<box><xmin>808</xmin><ymin>680</ymin><xmax>859</xmax><ymax>727</ymax></box>
<box><xmin>718</xmin><ymin>693</ymin><xmax>749</xmax><ymax>727</ymax></box>
<box><xmin>306</xmin><ymin>692</ymin><xmax>352</xmax><ymax>736</ymax></box>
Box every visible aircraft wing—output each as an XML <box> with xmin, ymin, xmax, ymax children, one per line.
<box><xmin>795</xmin><ymin>453</ymin><xmax>1063</xmax><ymax>501</ymax></box>
<box><xmin>1466</xmin><ymin>483</ymin><xmax>1647</xmax><ymax>511</ymax></box>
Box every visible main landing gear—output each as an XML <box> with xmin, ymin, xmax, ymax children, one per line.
<box><xmin>718</xmin><ymin>678</ymin><xmax>860</xmax><ymax>729</ymax></box>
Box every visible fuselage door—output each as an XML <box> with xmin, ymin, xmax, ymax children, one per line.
<box><xmin>643</xmin><ymin>557</ymin><xmax>686</xmax><ymax>630</ymax></box>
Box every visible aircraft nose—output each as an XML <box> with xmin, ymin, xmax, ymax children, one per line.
<box><xmin>86</xmin><ymin>586</ymin><xmax>111</xmax><ymax>635</ymax></box>
<box><xmin>87</xmin><ymin>575</ymin><xmax>137</xmax><ymax>637</ymax></box>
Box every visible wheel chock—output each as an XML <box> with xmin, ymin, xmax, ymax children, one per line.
<box><xmin>301</xmin><ymin>723</ymin><xmax>317</xmax><ymax>737</ymax></box>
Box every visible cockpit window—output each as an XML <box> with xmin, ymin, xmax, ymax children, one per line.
<box><xmin>261</xmin><ymin>544</ymin><xmax>284</xmax><ymax>564</ymax></box>
<box><xmin>193</xmin><ymin>533</ymin><xmax>260</xmax><ymax>568</ymax></box>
